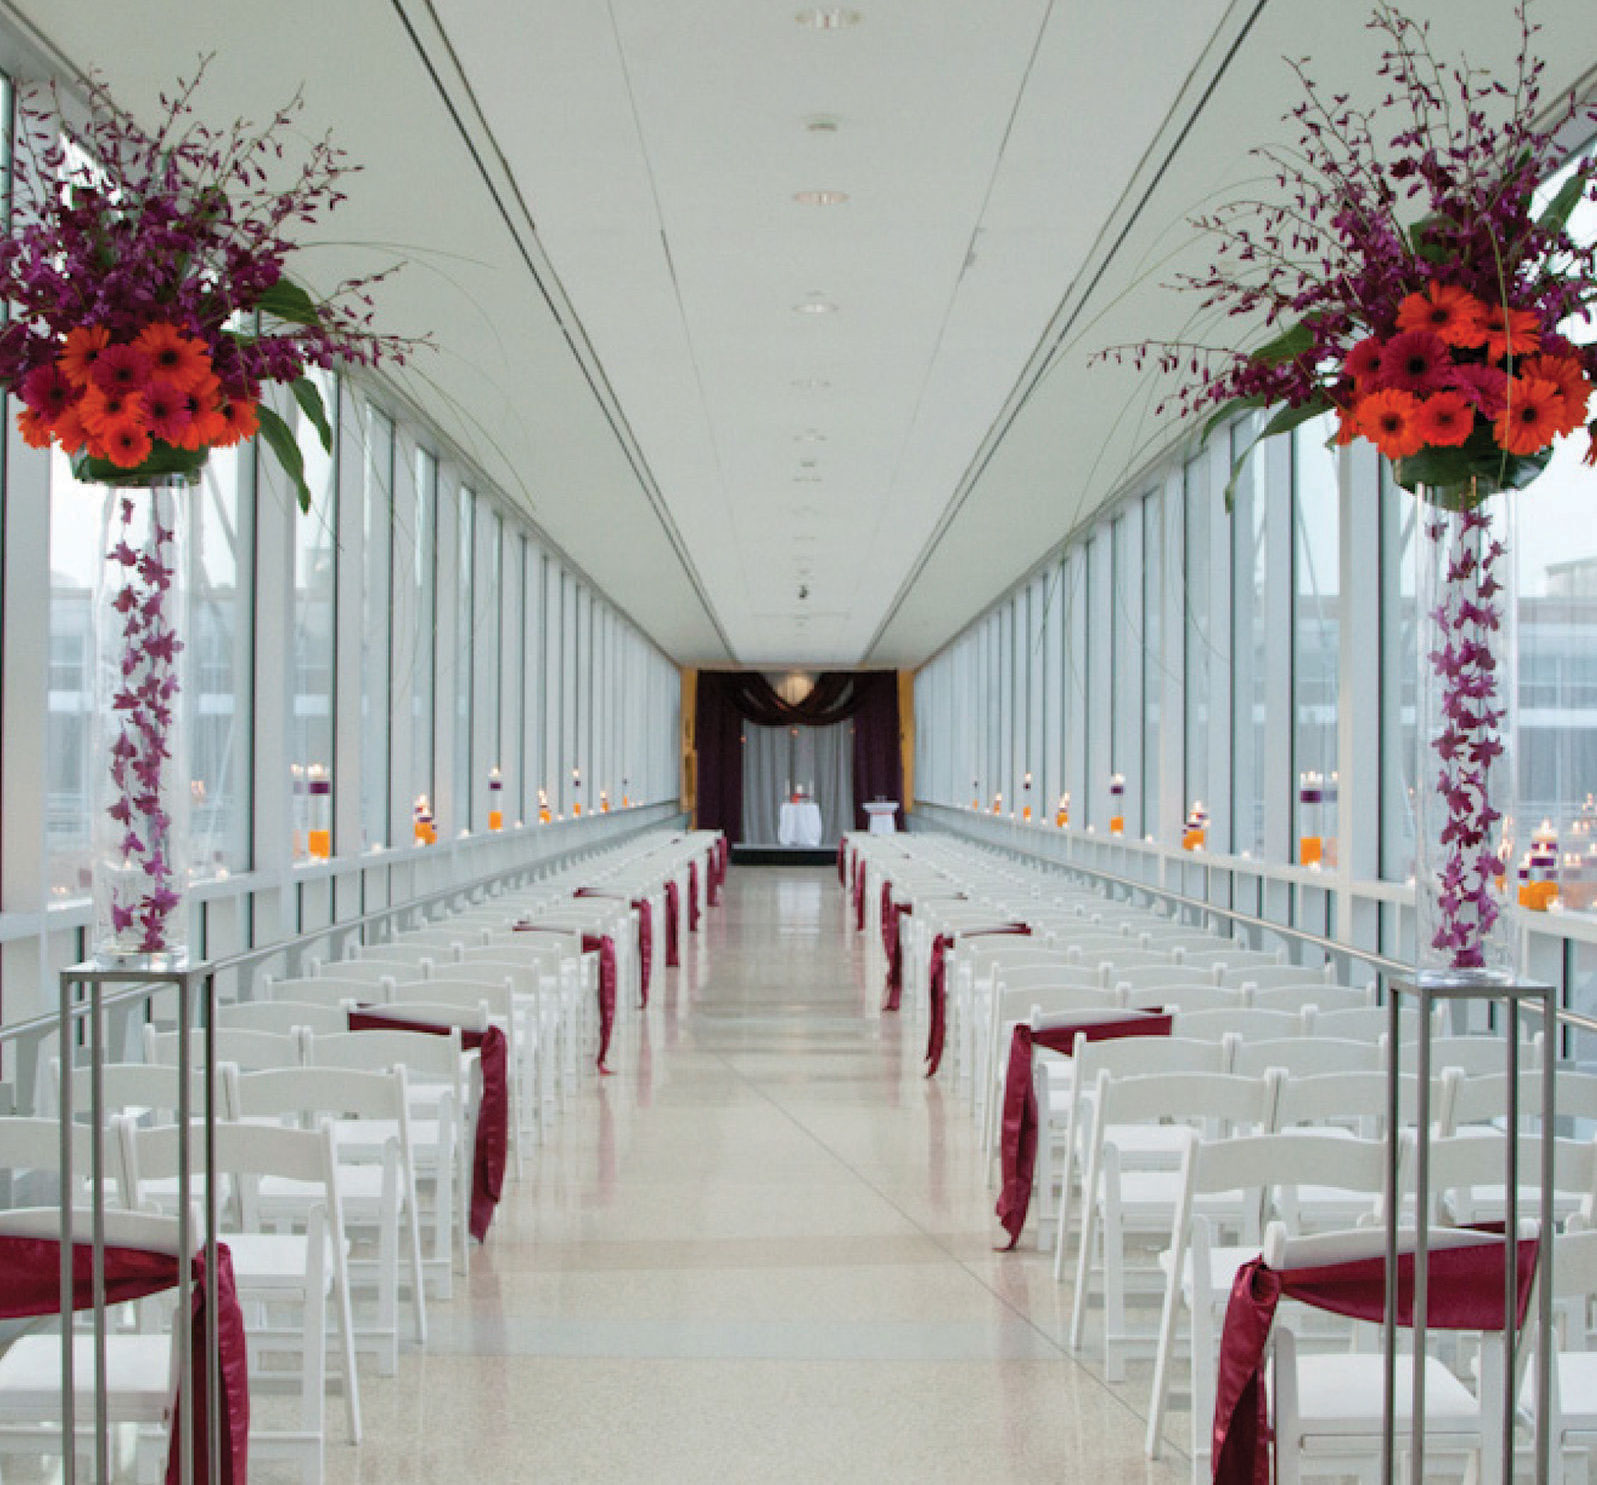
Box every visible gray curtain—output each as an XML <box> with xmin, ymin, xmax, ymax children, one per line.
<box><xmin>740</xmin><ymin>722</ymin><xmax>854</xmax><ymax>844</ymax></box>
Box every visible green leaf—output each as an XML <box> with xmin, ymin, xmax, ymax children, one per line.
<box><xmin>1407</xmin><ymin>214</ymin><xmax>1452</xmax><ymax>266</ymax></box>
<box><xmin>1221</xmin><ymin>393</ymin><xmax>1333</xmax><ymax>513</ymax></box>
<box><xmin>1253</xmin><ymin>320</ymin><xmax>1315</xmax><ymax>366</ymax></box>
<box><xmin>71</xmin><ymin>444</ymin><xmax>207</xmax><ymax>487</ymax></box>
<box><xmin>255</xmin><ymin>277</ymin><xmax>322</xmax><ymax>328</ymax></box>
<box><xmin>1198</xmin><ymin>393</ymin><xmax>1270</xmax><ymax>451</ymax></box>
<box><xmin>290</xmin><ymin>376</ymin><xmax>333</xmax><ymax>454</ymax></box>
<box><xmin>1536</xmin><ymin>171</ymin><xmax>1588</xmax><ymax>241</ymax></box>
<box><xmin>256</xmin><ymin>403</ymin><xmax>312</xmax><ymax>512</ymax></box>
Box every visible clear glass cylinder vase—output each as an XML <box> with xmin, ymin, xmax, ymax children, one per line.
<box><xmin>1412</xmin><ymin>482</ymin><xmax>1519</xmax><ymax>985</ymax></box>
<box><xmin>90</xmin><ymin>477</ymin><xmax>192</xmax><ymax>968</ymax></box>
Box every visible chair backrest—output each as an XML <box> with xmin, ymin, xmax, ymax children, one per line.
<box><xmin>994</xmin><ymin>985</ymin><xmax>1119</xmax><ymax>1026</ymax></box>
<box><xmin>1144</xmin><ymin>985</ymin><xmax>1248</xmax><ymax>1014</ymax></box>
<box><xmin>0</xmin><ymin>1203</ymin><xmax>181</xmax><ymax>1254</ymax></box>
<box><xmin>1111</xmin><ymin>964</ymin><xmax>1222</xmax><ymax>993</ymax></box>
<box><xmin>1095</xmin><ymin>1068</ymin><xmax>1279</xmax><ymax>1134</ymax></box>
<box><xmin>1171</xmin><ymin>1008</ymin><xmax>1306</xmax><ymax>1042</ymax></box>
<box><xmin>1185</xmin><ymin>946</ymin><xmax>1287</xmax><ymax>977</ymax></box>
<box><xmin>0</xmin><ymin>1115</ymin><xmax>120</xmax><ymax>1204</ymax></box>
<box><xmin>1179</xmin><ymin>1130</ymin><xmax>1389</xmax><ymax>1233</ymax></box>
<box><xmin>1072</xmin><ymin>1035</ymin><xmax>1229</xmax><ymax>1086</ymax></box>
<box><xmin>262</xmin><ymin>974</ymin><xmax>378</xmax><ymax>1008</ymax></box>
<box><xmin>1231</xmin><ymin>1036</ymin><xmax>1383</xmax><ymax>1079</ymax></box>
<box><xmin>216</xmin><ymin>999</ymin><xmax>350</xmax><ymax>1036</ymax></box>
<box><xmin>446</xmin><ymin>957</ymin><xmax>545</xmax><ymax>1000</ymax></box>
<box><xmin>314</xmin><ymin>959</ymin><xmax>402</xmax><ymax>988</ymax></box>
<box><xmin>348</xmin><ymin>944</ymin><xmax>442</xmax><ymax>971</ymax></box>
<box><xmin>144</xmin><ymin>1025</ymin><xmax>302</xmax><ymax>1071</ymax></box>
<box><xmin>1249</xmin><ymin>984</ymin><xmax>1374</xmax><ymax>1015</ymax></box>
<box><xmin>351</xmin><ymin>1001</ymin><xmax>489</xmax><ymax>1034</ymax></box>
<box><xmin>303</xmin><ymin>1027</ymin><xmax>465</xmax><ymax>1080</ymax></box>
<box><xmin>230</xmin><ymin>1064</ymin><xmax>409</xmax><ymax>1124</ymax></box>
<box><xmin>1220</xmin><ymin>962</ymin><xmax>1335</xmax><ymax>993</ymax></box>
<box><xmin>1273</xmin><ymin>1070</ymin><xmax>1439</xmax><ymax>1133</ymax></box>
<box><xmin>1444</xmin><ymin>1069</ymin><xmax>1597</xmax><ymax>1132</ymax></box>
<box><xmin>53</xmin><ymin>1061</ymin><xmax>223</xmax><ymax>1123</ymax></box>
<box><xmin>1084</xmin><ymin>949</ymin><xmax>1178</xmax><ymax>978</ymax></box>
<box><xmin>1422</xmin><ymin>1131</ymin><xmax>1597</xmax><ymax>1217</ymax></box>
<box><xmin>390</xmin><ymin>977</ymin><xmax>510</xmax><ymax>1019</ymax></box>
<box><xmin>123</xmin><ymin>1113</ymin><xmax>337</xmax><ymax>1190</ymax></box>
<box><xmin>1430</xmin><ymin>1035</ymin><xmax>1536</xmax><ymax>1078</ymax></box>
<box><xmin>1264</xmin><ymin>1219</ymin><xmax>1509</xmax><ymax>1270</ymax></box>
<box><xmin>1313</xmin><ymin>1006</ymin><xmax>1432</xmax><ymax>1043</ymax></box>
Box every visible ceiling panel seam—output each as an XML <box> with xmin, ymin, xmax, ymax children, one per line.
<box><xmin>843</xmin><ymin>0</ymin><xmax>1060</xmax><ymax>630</ymax></box>
<box><xmin>389</xmin><ymin>0</ymin><xmax>735</xmax><ymax>660</ymax></box>
<box><xmin>862</xmin><ymin>0</ymin><xmax>1272</xmax><ymax>664</ymax></box>
<box><xmin>600</xmin><ymin>0</ymin><xmax>745</xmax><ymax>640</ymax></box>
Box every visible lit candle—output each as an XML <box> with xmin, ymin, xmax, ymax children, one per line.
<box><xmin>1298</xmin><ymin>770</ymin><xmax>1323</xmax><ymax>867</ymax></box>
<box><xmin>1183</xmin><ymin>799</ymin><xmax>1208</xmax><ymax>852</ymax></box>
<box><xmin>538</xmin><ymin>786</ymin><xmax>552</xmax><ymax>824</ymax></box>
<box><xmin>413</xmin><ymin>793</ymin><xmax>435</xmax><ymax>845</ymax></box>
<box><xmin>489</xmin><ymin>766</ymin><xmax>504</xmax><ymax>832</ymax></box>
<box><xmin>572</xmin><ymin>766</ymin><xmax>583</xmax><ymax>817</ymax></box>
<box><xmin>600</xmin><ymin>789</ymin><xmax>610</xmax><ymax>814</ymax></box>
<box><xmin>307</xmin><ymin>763</ymin><xmax>331</xmax><ymax>859</ymax></box>
<box><xmin>1056</xmin><ymin>792</ymin><xmax>1070</xmax><ymax>828</ymax></box>
<box><xmin>1108</xmin><ymin>774</ymin><xmax>1125</xmax><ymax>837</ymax></box>
<box><xmin>1022</xmin><ymin>772</ymin><xmax>1033</xmax><ymax>822</ymax></box>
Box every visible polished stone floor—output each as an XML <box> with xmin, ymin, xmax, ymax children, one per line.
<box><xmin>318</xmin><ymin>866</ymin><xmax>1188</xmax><ymax>1484</ymax></box>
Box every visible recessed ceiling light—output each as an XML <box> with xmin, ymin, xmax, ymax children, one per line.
<box><xmin>804</xmin><ymin>114</ymin><xmax>841</xmax><ymax>134</ymax></box>
<box><xmin>795</xmin><ymin>429</ymin><xmax>827</xmax><ymax>443</ymax></box>
<box><xmin>792</xmin><ymin>475</ymin><xmax>823</xmax><ymax>483</ymax></box>
<box><xmin>792</xmin><ymin>295</ymin><xmax>837</xmax><ymax>315</ymax></box>
<box><xmin>796</xmin><ymin>8</ymin><xmax>861</xmax><ymax>29</ymax></box>
<box><xmin>793</xmin><ymin>189</ymin><xmax>849</xmax><ymax>206</ymax></box>
<box><xmin>791</xmin><ymin>376</ymin><xmax>832</xmax><ymax>391</ymax></box>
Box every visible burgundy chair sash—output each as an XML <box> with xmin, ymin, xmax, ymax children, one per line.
<box><xmin>836</xmin><ymin>838</ymin><xmax>846</xmax><ymax>885</ymax></box>
<box><xmin>687</xmin><ymin>861</ymin><xmax>702</xmax><ymax>932</ymax></box>
<box><xmin>582</xmin><ymin>933</ymin><xmax>619</xmax><ymax>1071</ymax></box>
<box><xmin>663</xmin><ymin>880</ymin><xmax>681</xmax><ymax>967</ymax></box>
<box><xmin>853</xmin><ymin>866</ymin><xmax>866</xmax><ymax>932</ymax></box>
<box><xmin>883</xmin><ymin>898</ymin><xmax>912</xmax><ymax>1012</ymax></box>
<box><xmin>1213</xmin><ymin>1236</ymin><xmax>1539</xmax><ymax>1485</ymax></box>
<box><xmin>573</xmin><ymin>889</ymin><xmax>653</xmax><ymax>1006</ymax></box>
<box><xmin>348</xmin><ymin>1008</ymin><xmax>509</xmax><ymax>1241</ymax></box>
<box><xmin>994</xmin><ymin>1011</ymin><xmax>1172</xmax><ymax>1249</ymax></box>
<box><xmin>925</xmin><ymin>925</ymin><xmax>1032</xmax><ymax>1076</ymax></box>
<box><xmin>0</xmin><ymin>1233</ymin><xmax>249</xmax><ymax>1485</ymax></box>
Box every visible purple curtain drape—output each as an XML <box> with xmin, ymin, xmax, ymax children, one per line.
<box><xmin>695</xmin><ymin>671</ymin><xmax>903</xmax><ymax>843</ymax></box>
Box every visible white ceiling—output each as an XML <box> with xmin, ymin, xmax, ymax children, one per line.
<box><xmin>8</xmin><ymin>0</ymin><xmax>1596</xmax><ymax>669</ymax></box>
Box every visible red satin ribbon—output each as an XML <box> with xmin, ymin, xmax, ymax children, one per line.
<box><xmin>348</xmin><ymin>1009</ymin><xmax>509</xmax><ymax>1241</ymax></box>
<box><xmin>883</xmin><ymin>900</ymin><xmax>913</xmax><ymax>1011</ymax></box>
<box><xmin>925</xmin><ymin>925</ymin><xmax>1032</xmax><ymax>1076</ymax></box>
<box><xmin>664</xmin><ymin>881</ymin><xmax>681</xmax><ymax>967</ymax></box>
<box><xmin>1213</xmin><ymin>1235</ymin><xmax>1539</xmax><ymax>1485</ymax></box>
<box><xmin>994</xmin><ymin>1011</ymin><xmax>1172</xmax><ymax>1249</ymax></box>
<box><xmin>687</xmin><ymin>861</ymin><xmax>702</xmax><ymax>931</ymax></box>
<box><xmin>853</xmin><ymin>866</ymin><xmax>866</xmax><ymax>932</ymax></box>
<box><xmin>574</xmin><ymin>889</ymin><xmax>653</xmax><ymax>1005</ymax></box>
<box><xmin>0</xmin><ymin>1234</ymin><xmax>249</xmax><ymax>1485</ymax></box>
<box><xmin>582</xmin><ymin>933</ymin><xmax>618</xmax><ymax>1070</ymax></box>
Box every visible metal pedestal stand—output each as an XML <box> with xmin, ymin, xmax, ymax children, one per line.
<box><xmin>1384</xmin><ymin>974</ymin><xmax>1556</xmax><ymax>1485</ymax></box>
<box><xmin>56</xmin><ymin>959</ymin><xmax>222</xmax><ymax>1485</ymax></box>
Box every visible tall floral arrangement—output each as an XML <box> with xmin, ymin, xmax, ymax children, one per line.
<box><xmin>0</xmin><ymin>60</ymin><xmax>416</xmax><ymax>960</ymax></box>
<box><xmin>1105</xmin><ymin>2</ymin><xmax>1597</xmax><ymax>977</ymax></box>
<box><xmin>0</xmin><ymin>58</ymin><xmax>415</xmax><ymax>503</ymax></box>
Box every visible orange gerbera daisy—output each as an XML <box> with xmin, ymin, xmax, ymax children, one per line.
<box><xmin>15</xmin><ymin>406</ymin><xmax>52</xmax><ymax>450</ymax></box>
<box><xmin>1355</xmin><ymin>387</ymin><xmax>1426</xmax><ymax>459</ymax></box>
<box><xmin>1493</xmin><ymin>376</ymin><xmax>1565</xmax><ymax>456</ymax></box>
<box><xmin>100</xmin><ymin>420</ymin><xmax>154</xmax><ymax>470</ymax></box>
<box><xmin>1414</xmin><ymin>390</ymin><xmax>1475</xmax><ymax>448</ymax></box>
<box><xmin>1395</xmin><ymin>283</ymin><xmax>1488</xmax><ymax>349</ymax></box>
<box><xmin>1482</xmin><ymin>303</ymin><xmax>1542</xmax><ymax>362</ymax></box>
<box><xmin>58</xmin><ymin>325</ymin><xmax>112</xmax><ymax>388</ymax></box>
<box><xmin>52</xmin><ymin>403</ymin><xmax>90</xmax><ymax>455</ymax></box>
<box><xmin>79</xmin><ymin>384</ymin><xmax>147</xmax><ymax>437</ymax></box>
<box><xmin>1522</xmin><ymin>355</ymin><xmax>1593</xmax><ymax>436</ymax></box>
<box><xmin>1333</xmin><ymin>403</ymin><xmax>1358</xmax><ymax>445</ymax></box>
<box><xmin>211</xmin><ymin>397</ymin><xmax>260</xmax><ymax>447</ymax></box>
<box><xmin>133</xmin><ymin>323</ymin><xmax>212</xmax><ymax>392</ymax></box>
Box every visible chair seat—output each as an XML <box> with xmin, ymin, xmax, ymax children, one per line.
<box><xmin>225</xmin><ymin>1230</ymin><xmax>336</xmax><ymax>1292</ymax></box>
<box><xmin>1159</xmin><ymin>1243</ymin><xmax>1258</xmax><ymax>1299</ymax></box>
<box><xmin>1292</xmin><ymin>1353</ymin><xmax>1480</xmax><ymax>1434</ymax></box>
<box><xmin>1521</xmin><ymin>1351</ymin><xmax>1597</xmax><ymax>1426</ymax></box>
<box><xmin>0</xmin><ymin>1334</ymin><xmax>171</xmax><ymax>1419</ymax></box>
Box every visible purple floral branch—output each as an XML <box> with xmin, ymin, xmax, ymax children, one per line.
<box><xmin>104</xmin><ymin>496</ymin><xmax>182</xmax><ymax>954</ymax></box>
<box><xmin>1426</xmin><ymin>506</ymin><xmax>1507</xmax><ymax>969</ymax></box>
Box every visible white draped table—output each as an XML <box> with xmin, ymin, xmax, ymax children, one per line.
<box><xmin>777</xmin><ymin>800</ymin><xmax>824</xmax><ymax>847</ymax></box>
<box><xmin>864</xmin><ymin>800</ymin><xmax>900</xmax><ymax>835</ymax></box>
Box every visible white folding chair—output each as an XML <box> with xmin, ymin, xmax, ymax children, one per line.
<box><xmin>144</xmin><ymin>1025</ymin><xmax>302</xmax><ymax>1071</ymax></box>
<box><xmin>217</xmin><ymin>1000</ymin><xmax>351</xmax><ymax>1037</ymax></box>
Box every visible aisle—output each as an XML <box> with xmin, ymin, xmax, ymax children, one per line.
<box><xmin>328</xmin><ymin>866</ymin><xmax>1184</xmax><ymax>1484</ymax></box>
